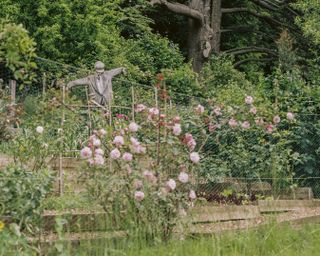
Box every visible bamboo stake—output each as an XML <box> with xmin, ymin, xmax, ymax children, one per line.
<box><xmin>9</xmin><ymin>80</ymin><xmax>16</xmax><ymax>103</ymax></box>
<box><xmin>59</xmin><ymin>84</ymin><xmax>66</xmax><ymax>196</ymax></box>
<box><xmin>85</xmin><ymin>87</ymin><xmax>92</xmax><ymax>135</ymax></box>
<box><xmin>42</xmin><ymin>73</ymin><xmax>47</xmax><ymax>99</ymax></box>
<box><xmin>131</xmin><ymin>85</ymin><xmax>135</xmax><ymax>122</ymax></box>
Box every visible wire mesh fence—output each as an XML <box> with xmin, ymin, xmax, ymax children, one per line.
<box><xmin>1</xmin><ymin>57</ymin><xmax>320</xmax><ymax>204</ymax></box>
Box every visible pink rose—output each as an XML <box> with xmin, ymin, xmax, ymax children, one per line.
<box><xmin>133</xmin><ymin>180</ymin><xmax>143</xmax><ymax>189</ymax></box>
<box><xmin>93</xmin><ymin>138</ymin><xmax>101</xmax><ymax>147</ymax></box>
<box><xmin>266</xmin><ymin>124</ymin><xmax>274</xmax><ymax>133</ymax></box>
<box><xmin>110</xmin><ymin>148</ymin><xmax>121</xmax><ymax>159</ymax></box>
<box><xmin>273</xmin><ymin>115</ymin><xmax>281</xmax><ymax>124</ymax></box>
<box><xmin>80</xmin><ymin>147</ymin><xmax>92</xmax><ymax>159</ymax></box>
<box><xmin>172</xmin><ymin>124</ymin><xmax>182</xmax><ymax>136</ymax></box>
<box><xmin>166</xmin><ymin>179</ymin><xmax>176</xmax><ymax>191</ymax></box>
<box><xmin>190</xmin><ymin>152</ymin><xmax>200</xmax><ymax>164</ymax></box>
<box><xmin>122</xmin><ymin>152</ymin><xmax>133</xmax><ymax>162</ymax></box>
<box><xmin>94</xmin><ymin>154</ymin><xmax>105</xmax><ymax>165</ymax></box>
<box><xmin>178</xmin><ymin>172</ymin><xmax>189</xmax><ymax>183</ymax></box>
<box><xmin>143</xmin><ymin>170</ymin><xmax>157</xmax><ymax>183</ymax></box>
<box><xmin>250</xmin><ymin>107</ymin><xmax>257</xmax><ymax>115</ymax></box>
<box><xmin>135</xmin><ymin>104</ymin><xmax>146</xmax><ymax>113</ymax></box>
<box><xmin>183</xmin><ymin>133</ymin><xmax>196</xmax><ymax>151</ymax></box>
<box><xmin>36</xmin><ymin>126</ymin><xmax>44</xmax><ymax>134</ymax></box>
<box><xmin>195</xmin><ymin>104</ymin><xmax>204</xmax><ymax>114</ymax></box>
<box><xmin>208</xmin><ymin>123</ymin><xmax>216</xmax><ymax>133</ymax></box>
<box><xmin>99</xmin><ymin>129</ymin><xmax>107</xmax><ymax>137</ymax></box>
<box><xmin>213</xmin><ymin>107</ymin><xmax>222</xmax><ymax>116</ymax></box>
<box><xmin>149</xmin><ymin>107</ymin><xmax>159</xmax><ymax>116</ymax></box>
<box><xmin>134</xmin><ymin>191</ymin><xmax>145</xmax><ymax>202</ymax></box>
<box><xmin>255</xmin><ymin>118</ymin><xmax>264</xmax><ymax>126</ymax></box>
<box><xmin>241</xmin><ymin>121</ymin><xmax>250</xmax><ymax>129</ymax></box>
<box><xmin>189</xmin><ymin>190</ymin><xmax>196</xmax><ymax>200</ymax></box>
<box><xmin>245</xmin><ymin>95</ymin><xmax>254</xmax><ymax>105</ymax></box>
<box><xmin>287</xmin><ymin>112</ymin><xmax>295</xmax><ymax>120</ymax></box>
<box><xmin>95</xmin><ymin>148</ymin><xmax>104</xmax><ymax>156</ymax></box>
<box><xmin>173</xmin><ymin>116</ymin><xmax>181</xmax><ymax>124</ymax></box>
<box><xmin>129</xmin><ymin>122</ymin><xmax>139</xmax><ymax>132</ymax></box>
<box><xmin>228</xmin><ymin>118</ymin><xmax>238</xmax><ymax>128</ymax></box>
<box><xmin>113</xmin><ymin>136</ymin><xmax>124</xmax><ymax>147</ymax></box>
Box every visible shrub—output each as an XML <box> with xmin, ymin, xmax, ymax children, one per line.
<box><xmin>0</xmin><ymin>165</ymin><xmax>53</xmax><ymax>231</ymax></box>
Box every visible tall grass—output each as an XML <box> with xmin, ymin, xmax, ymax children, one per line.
<box><xmin>46</xmin><ymin>222</ymin><xmax>320</xmax><ymax>256</ymax></box>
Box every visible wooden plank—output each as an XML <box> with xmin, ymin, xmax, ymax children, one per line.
<box><xmin>190</xmin><ymin>205</ymin><xmax>260</xmax><ymax>223</ymax></box>
<box><xmin>258</xmin><ymin>200</ymin><xmax>320</xmax><ymax>212</ymax></box>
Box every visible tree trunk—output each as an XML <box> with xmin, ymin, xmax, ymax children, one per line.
<box><xmin>211</xmin><ymin>0</ymin><xmax>221</xmax><ymax>54</ymax></box>
<box><xmin>187</xmin><ymin>0</ymin><xmax>221</xmax><ymax>72</ymax></box>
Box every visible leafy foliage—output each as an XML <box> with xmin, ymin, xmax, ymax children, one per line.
<box><xmin>0</xmin><ymin>165</ymin><xmax>53</xmax><ymax>230</ymax></box>
<box><xmin>0</xmin><ymin>20</ymin><xmax>36</xmax><ymax>85</ymax></box>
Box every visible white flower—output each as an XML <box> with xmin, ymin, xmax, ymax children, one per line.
<box><xmin>94</xmin><ymin>154</ymin><xmax>105</xmax><ymax>165</ymax></box>
<box><xmin>36</xmin><ymin>126</ymin><xmax>44</xmax><ymax>134</ymax></box>
<box><xmin>287</xmin><ymin>112</ymin><xmax>295</xmax><ymax>120</ymax></box>
<box><xmin>80</xmin><ymin>147</ymin><xmax>92</xmax><ymax>159</ymax></box>
<box><xmin>135</xmin><ymin>104</ymin><xmax>146</xmax><ymax>113</ymax></box>
<box><xmin>134</xmin><ymin>191</ymin><xmax>145</xmax><ymax>201</ymax></box>
<box><xmin>95</xmin><ymin>148</ymin><xmax>104</xmax><ymax>156</ymax></box>
<box><xmin>189</xmin><ymin>190</ymin><xmax>196</xmax><ymax>200</ymax></box>
<box><xmin>113</xmin><ymin>136</ymin><xmax>124</xmax><ymax>147</ymax></box>
<box><xmin>195</xmin><ymin>104</ymin><xmax>205</xmax><ymax>114</ymax></box>
<box><xmin>122</xmin><ymin>152</ymin><xmax>133</xmax><ymax>162</ymax></box>
<box><xmin>178</xmin><ymin>172</ymin><xmax>189</xmax><ymax>183</ymax></box>
<box><xmin>190</xmin><ymin>152</ymin><xmax>200</xmax><ymax>164</ymax></box>
<box><xmin>93</xmin><ymin>138</ymin><xmax>101</xmax><ymax>147</ymax></box>
<box><xmin>166</xmin><ymin>179</ymin><xmax>176</xmax><ymax>191</ymax></box>
<box><xmin>99</xmin><ymin>129</ymin><xmax>107</xmax><ymax>137</ymax></box>
<box><xmin>172</xmin><ymin>124</ymin><xmax>182</xmax><ymax>136</ymax></box>
<box><xmin>273</xmin><ymin>115</ymin><xmax>281</xmax><ymax>124</ymax></box>
<box><xmin>110</xmin><ymin>148</ymin><xmax>121</xmax><ymax>159</ymax></box>
<box><xmin>245</xmin><ymin>96</ymin><xmax>254</xmax><ymax>105</ymax></box>
<box><xmin>129</xmin><ymin>122</ymin><xmax>139</xmax><ymax>132</ymax></box>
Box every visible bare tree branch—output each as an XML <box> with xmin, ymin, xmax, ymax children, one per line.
<box><xmin>221</xmin><ymin>26</ymin><xmax>275</xmax><ymax>41</ymax></box>
<box><xmin>234</xmin><ymin>57</ymin><xmax>276</xmax><ymax>68</ymax></box>
<box><xmin>221</xmin><ymin>7</ymin><xmax>295</xmax><ymax>30</ymax></box>
<box><xmin>251</xmin><ymin>0</ymin><xmax>278</xmax><ymax>11</ymax></box>
<box><xmin>150</xmin><ymin>0</ymin><xmax>204</xmax><ymax>23</ymax></box>
<box><xmin>225</xmin><ymin>46</ymin><xmax>278</xmax><ymax>56</ymax></box>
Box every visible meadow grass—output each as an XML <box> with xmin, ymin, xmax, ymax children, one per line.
<box><xmin>62</xmin><ymin>222</ymin><xmax>320</xmax><ymax>256</ymax></box>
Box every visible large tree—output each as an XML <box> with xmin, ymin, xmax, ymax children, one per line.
<box><xmin>149</xmin><ymin>0</ymin><xmax>305</xmax><ymax>72</ymax></box>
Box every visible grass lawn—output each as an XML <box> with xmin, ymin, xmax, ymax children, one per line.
<box><xmin>67</xmin><ymin>222</ymin><xmax>320</xmax><ymax>256</ymax></box>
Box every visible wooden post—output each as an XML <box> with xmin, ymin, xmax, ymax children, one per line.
<box><xmin>42</xmin><ymin>73</ymin><xmax>47</xmax><ymax>98</ymax></box>
<box><xmin>154</xmin><ymin>87</ymin><xmax>158</xmax><ymax>109</ymax></box>
<box><xmin>85</xmin><ymin>87</ymin><xmax>92</xmax><ymax>135</ymax></box>
<box><xmin>59</xmin><ymin>84</ymin><xmax>66</xmax><ymax>196</ymax></box>
<box><xmin>131</xmin><ymin>85</ymin><xmax>135</xmax><ymax>121</ymax></box>
<box><xmin>9</xmin><ymin>80</ymin><xmax>16</xmax><ymax>103</ymax></box>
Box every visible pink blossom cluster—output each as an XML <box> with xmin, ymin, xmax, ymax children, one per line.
<box><xmin>172</xmin><ymin>123</ymin><xmax>182</xmax><ymax>136</ymax></box>
<box><xmin>148</xmin><ymin>107</ymin><xmax>160</xmax><ymax>120</ymax></box>
<box><xmin>135</xmin><ymin>104</ymin><xmax>146</xmax><ymax>113</ymax></box>
<box><xmin>81</xmin><ymin>134</ymin><xmax>105</xmax><ymax>166</ymax></box>
<box><xmin>195</xmin><ymin>104</ymin><xmax>205</xmax><ymax>115</ymax></box>
<box><xmin>183</xmin><ymin>133</ymin><xmax>196</xmax><ymax>151</ymax></box>
<box><xmin>213</xmin><ymin>107</ymin><xmax>222</xmax><ymax>116</ymax></box>
<box><xmin>130</xmin><ymin>137</ymin><xmax>146</xmax><ymax>154</ymax></box>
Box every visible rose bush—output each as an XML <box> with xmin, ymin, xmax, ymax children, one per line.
<box><xmin>80</xmin><ymin>104</ymin><xmax>205</xmax><ymax>241</ymax></box>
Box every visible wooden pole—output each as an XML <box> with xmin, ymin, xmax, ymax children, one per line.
<box><xmin>85</xmin><ymin>87</ymin><xmax>92</xmax><ymax>135</ymax></box>
<box><xmin>59</xmin><ymin>84</ymin><xmax>66</xmax><ymax>196</ymax></box>
<box><xmin>42</xmin><ymin>73</ymin><xmax>47</xmax><ymax>99</ymax></box>
<box><xmin>131</xmin><ymin>85</ymin><xmax>135</xmax><ymax>122</ymax></box>
<box><xmin>9</xmin><ymin>80</ymin><xmax>16</xmax><ymax>103</ymax></box>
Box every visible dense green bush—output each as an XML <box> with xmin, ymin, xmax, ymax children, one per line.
<box><xmin>0</xmin><ymin>165</ymin><xmax>53</xmax><ymax>231</ymax></box>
